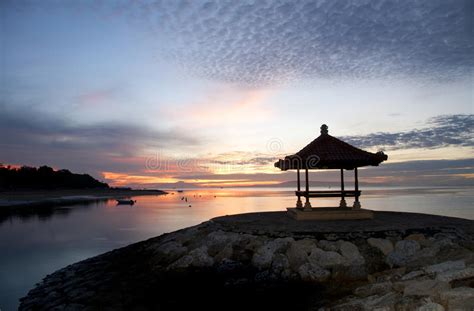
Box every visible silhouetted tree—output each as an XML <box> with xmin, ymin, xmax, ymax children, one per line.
<box><xmin>0</xmin><ymin>165</ymin><xmax>109</xmax><ymax>190</ymax></box>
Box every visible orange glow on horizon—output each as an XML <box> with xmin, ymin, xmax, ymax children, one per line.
<box><xmin>102</xmin><ymin>171</ymin><xmax>284</xmax><ymax>188</ymax></box>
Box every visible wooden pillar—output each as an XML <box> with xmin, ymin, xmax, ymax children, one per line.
<box><xmin>353</xmin><ymin>167</ymin><xmax>361</xmax><ymax>209</ymax></box>
<box><xmin>339</xmin><ymin>168</ymin><xmax>347</xmax><ymax>208</ymax></box>
<box><xmin>304</xmin><ymin>168</ymin><xmax>312</xmax><ymax>210</ymax></box>
<box><xmin>296</xmin><ymin>168</ymin><xmax>302</xmax><ymax>208</ymax></box>
<box><xmin>297</xmin><ymin>168</ymin><xmax>301</xmax><ymax>191</ymax></box>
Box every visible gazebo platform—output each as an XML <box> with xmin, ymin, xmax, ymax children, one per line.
<box><xmin>287</xmin><ymin>207</ymin><xmax>374</xmax><ymax>220</ymax></box>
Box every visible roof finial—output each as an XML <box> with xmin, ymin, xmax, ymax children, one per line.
<box><xmin>321</xmin><ymin>124</ymin><xmax>328</xmax><ymax>135</ymax></box>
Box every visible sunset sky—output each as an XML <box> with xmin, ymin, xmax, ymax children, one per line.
<box><xmin>1</xmin><ymin>0</ymin><xmax>473</xmax><ymax>188</ymax></box>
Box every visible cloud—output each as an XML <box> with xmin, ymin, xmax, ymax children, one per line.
<box><xmin>341</xmin><ymin>114</ymin><xmax>474</xmax><ymax>150</ymax></box>
<box><xmin>89</xmin><ymin>0</ymin><xmax>473</xmax><ymax>86</ymax></box>
<box><xmin>162</xmin><ymin>87</ymin><xmax>273</xmax><ymax>128</ymax></box>
<box><xmin>0</xmin><ymin>105</ymin><xmax>198</xmax><ymax>176</ymax></box>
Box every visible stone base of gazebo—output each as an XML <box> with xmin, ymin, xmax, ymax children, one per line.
<box><xmin>287</xmin><ymin>207</ymin><xmax>374</xmax><ymax>221</ymax></box>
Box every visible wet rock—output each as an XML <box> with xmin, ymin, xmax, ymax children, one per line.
<box><xmin>367</xmin><ymin>238</ymin><xmax>394</xmax><ymax>255</ymax></box>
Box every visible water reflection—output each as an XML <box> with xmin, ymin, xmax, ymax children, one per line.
<box><xmin>0</xmin><ymin>199</ymin><xmax>108</xmax><ymax>225</ymax></box>
<box><xmin>0</xmin><ymin>187</ymin><xmax>472</xmax><ymax>310</ymax></box>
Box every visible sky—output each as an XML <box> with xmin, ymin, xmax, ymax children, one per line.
<box><xmin>0</xmin><ymin>0</ymin><xmax>473</xmax><ymax>188</ymax></box>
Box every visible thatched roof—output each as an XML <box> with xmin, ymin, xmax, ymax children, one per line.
<box><xmin>275</xmin><ymin>124</ymin><xmax>388</xmax><ymax>170</ymax></box>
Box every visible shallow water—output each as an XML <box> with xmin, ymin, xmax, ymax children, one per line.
<box><xmin>0</xmin><ymin>187</ymin><xmax>472</xmax><ymax>310</ymax></box>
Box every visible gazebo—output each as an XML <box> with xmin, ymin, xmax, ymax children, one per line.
<box><xmin>275</xmin><ymin>124</ymin><xmax>388</xmax><ymax>220</ymax></box>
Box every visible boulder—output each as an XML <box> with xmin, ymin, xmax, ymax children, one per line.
<box><xmin>286</xmin><ymin>239</ymin><xmax>315</xmax><ymax>270</ymax></box>
<box><xmin>403</xmin><ymin>279</ymin><xmax>450</xmax><ymax>297</ymax></box>
<box><xmin>424</xmin><ymin>260</ymin><xmax>465</xmax><ymax>274</ymax></box>
<box><xmin>386</xmin><ymin>240</ymin><xmax>421</xmax><ymax>267</ymax></box>
<box><xmin>438</xmin><ymin>287</ymin><xmax>474</xmax><ymax>310</ymax></box>
<box><xmin>338</xmin><ymin>241</ymin><xmax>365</xmax><ymax>265</ymax></box>
<box><xmin>354</xmin><ymin>281</ymin><xmax>393</xmax><ymax>298</ymax></box>
<box><xmin>153</xmin><ymin>241</ymin><xmax>187</xmax><ymax>262</ymax></box>
<box><xmin>202</xmin><ymin>230</ymin><xmax>239</xmax><ymax>255</ymax></box>
<box><xmin>436</xmin><ymin>266</ymin><xmax>474</xmax><ymax>283</ymax></box>
<box><xmin>332</xmin><ymin>292</ymin><xmax>400</xmax><ymax>311</ymax></box>
<box><xmin>298</xmin><ymin>262</ymin><xmax>330</xmax><ymax>282</ymax></box>
<box><xmin>168</xmin><ymin>246</ymin><xmax>214</xmax><ymax>269</ymax></box>
<box><xmin>271</xmin><ymin>253</ymin><xmax>290</xmax><ymax>273</ymax></box>
<box><xmin>214</xmin><ymin>243</ymin><xmax>234</xmax><ymax>263</ymax></box>
<box><xmin>405</xmin><ymin>234</ymin><xmax>426</xmax><ymax>241</ymax></box>
<box><xmin>401</xmin><ymin>270</ymin><xmax>425</xmax><ymax>281</ymax></box>
<box><xmin>309</xmin><ymin>247</ymin><xmax>346</xmax><ymax>268</ymax></box>
<box><xmin>318</xmin><ymin>240</ymin><xmax>339</xmax><ymax>252</ymax></box>
<box><xmin>252</xmin><ymin>237</ymin><xmax>293</xmax><ymax>269</ymax></box>
<box><xmin>367</xmin><ymin>238</ymin><xmax>394</xmax><ymax>255</ymax></box>
<box><xmin>416</xmin><ymin>302</ymin><xmax>445</xmax><ymax>311</ymax></box>
<box><xmin>168</xmin><ymin>255</ymin><xmax>193</xmax><ymax>269</ymax></box>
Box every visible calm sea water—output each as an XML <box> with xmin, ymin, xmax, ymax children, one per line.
<box><xmin>0</xmin><ymin>187</ymin><xmax>472</xmax><ymax>310</ymax></box>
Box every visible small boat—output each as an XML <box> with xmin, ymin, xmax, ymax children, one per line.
<box><xmin>177</xmin><ymin>190</ymin><xmax>184</xmax><ymax>193</ymax></box>
<box><xmin>116</xmin><ymin>199</ymin><xmax>136</xmax><ymax>205</ymax></box>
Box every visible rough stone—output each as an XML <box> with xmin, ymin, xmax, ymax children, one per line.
<box><xmin>286</xmin><ymin>239</ymin><xmax>314</xmax><ymax>270</ymax></box>
<box><xmin>168</xmin><ymin>246</ymin><xmax>214</xmax><ymax>269</ymax></box>
<box><xmin>403</xmin><ymin>279</ymin><xmax>450</xmax><ymax>297</ymax></box>
<box><xmin>354</xmin><ymin>281</ymin><xmax>393</xmax><ymax>298</ymax></box>
<box><xmin>318</xmin><ymin>240</ymin><xmax>339</xmax><ymax>252</ymax></box>
<box><xmin>338</xmin><ymin>241</ymin><xmax>365</xmax><ymax>265</ymax></box>
<box><xmin>386</xmin><ymin>240</ymin><xmax>421</xmax><ymax>267</ymax></box>
<box><xmin>203</xmin><ymin>230</ymin><xmax>239</xmax><ymax>255</ymax></box>
<box><xmin>438</xmin><ymin>287</ymin><xmax>474</xmax><ymax>310</ymax></box>
<box><xmin>424</xmin><ymin>260</ymin><xmax>466</xmax><ymax>274</ymax></box>
<box><xmin>416</xmin><ymin>302</ymin><xmax>445</xmax><ymax>311</ymax></box>
<box><xmin>369</xmin><ymin>267</ymin><xmax>406</xmax><ymax>283</ymax></box>
<box><xmin>367</xmin><ymin>238</ymin><xmax>394</xmax><ymax>255</ymax></box>
<box><xmin>271</xmin><ymin>253</ymin><xmax>290</xmax><ymax>272</ymax></box>
<box><xmin>405</xmin><ymin>233</ymin><xmax>426</xmax><ymax>241</ymax></box>
<box><xmin>154</xmin><ymin>241</ymin><xmax>187</xmax><ymax>261</ymax></box>
<box><xmin>309</xmin><ymin>247</ymin><xmax>346</xmax><ymax>268</ymax></box>
<box><xmin>252</xmin><ymin>237</ymin><xmax>293</xmax><ymax>269</ymax></box>
<box><xmin>298</xmin><ymin>263</ymin><xmax>330</xmax><ymax>282</ymax></box>
<box><xmin>401</xmin><ymin>270</ymin><xmax>425</xmax><ymax>281</ymax></box>
<box><xmin>333</xmin><ymin>292</ymin><xmax>400</xmax><ymax>311</ymax></box>
<box><xmin>436</xmin><ymin>266</ymin><xmax>474</xmax><ymax>283</ymax></box>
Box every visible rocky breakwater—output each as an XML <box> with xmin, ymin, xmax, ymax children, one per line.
<box><xmin>19</xmin><ymin>211</ymin><xmax>474</xmax><ymax>311</ymax></box>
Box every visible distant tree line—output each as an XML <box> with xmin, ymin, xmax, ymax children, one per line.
<box><xmin>0</xmin><ymin>164</ymin><xmax>109</xmax><ymax>190</ymax></box>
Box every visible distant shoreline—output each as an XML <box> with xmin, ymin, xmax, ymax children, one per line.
<box><xmin>0</xmin><ymin>188</ymin><xmax>167</xmax><ymax>209</ymax></box>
